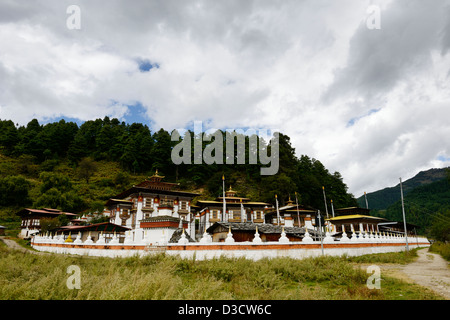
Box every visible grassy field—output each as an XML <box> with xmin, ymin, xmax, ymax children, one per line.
<box><xmin>0</xmin><ymin>241</ymin><xmax>443</xmax><ymax>300</ymax></box>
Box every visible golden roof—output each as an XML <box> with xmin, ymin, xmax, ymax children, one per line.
<box><xmin>327</xmin><ymin>215</ymin><xmax>386</xmax><ymax>221</ymax></box>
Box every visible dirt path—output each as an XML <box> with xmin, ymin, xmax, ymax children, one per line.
<box><xmin>0</xmin><ymin>236</ymin><xmax>46</xmax><ymax>255</ymax></box>
<box><xmin>377</xmin><ymin>247</ymin><xmax>450</xmax><ymax>299</ymax></box>
<box><xmin>399</xmin><ymin>247</ymin><xmax>450</xmax><ymax>299</ymax></box>
<box><xmin>0</xmin><ymin>237</ymin><xmax>29</xmax><ymax>252</ymax></box>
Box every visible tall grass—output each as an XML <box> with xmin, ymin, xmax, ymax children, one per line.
<box><xmin>0</xmin><ymin>245</ymin><xmax>442</xmax><ymax>300</ymax></box>
<box><xmin>346</xmin><ymin>248</ymin><xmax>419</xmax><ymax>264</ymax></box>
<box><xmin>429</xmin><ymin>242</ymin><xmax>450</xmax><ymax>261</ymax></box>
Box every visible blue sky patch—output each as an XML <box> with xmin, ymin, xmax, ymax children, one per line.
<box><xmin>347</xmin><ymin>108</ymin><xmax>381</xmax><ymax>127</ymax></box>
<box><xmin>136</xmin><ymin>58</ymin><xmax>160</xmax><ymax>72</ymax></box>
<box><xmin>437</xmin><ymin>155</ymin><xmax>450</xmax><ymax>162</ymax></box>
<box><xmin>123</xmin><ymin>101</ymin><xmax>153</xmax><ymax>127</ymax></box>
<box><xmin>41</xmin><ymin>115</ymin><xmax>85</xmax><ymax>126</ymax></box>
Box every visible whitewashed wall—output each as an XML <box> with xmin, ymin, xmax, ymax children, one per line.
<box><xmin>32</xmin><ymin>233</ymin><xmax>430</xmax><ymax>260</ymax></box>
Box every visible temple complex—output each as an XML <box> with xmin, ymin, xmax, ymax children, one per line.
<box><xmin>104</xmin><ymin>170</ymin><xmax>199</xmax><ymax>244</ymax></box>
<box><xmin>264</xmin><ymin>196</ymin><xmax>317</xmax><ymax>229</ymax></box>
<box><xmin>16</xmin><ymin>172</ymin><xmax>430</xmax><ymax>259</ymax></box>
<box><xmin>196</xmin><ymin>186</ymin><xmax>271</xmax><ymax>237</ymax></box>
<box><xmin>17</xmin><ymin>208</ymin><xmax>77</xmax><ymax>239</ymax></box>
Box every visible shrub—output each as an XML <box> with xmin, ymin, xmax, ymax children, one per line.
<box><xmin>429</xmin><ymin>242</ymin><xmax>450</xmax><ymax>261</ymax></box>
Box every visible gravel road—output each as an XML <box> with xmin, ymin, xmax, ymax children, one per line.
<box><xmin>400</xmin><ymin>247</ymin><xmax>450</xmax><ymax>299</ymax></box>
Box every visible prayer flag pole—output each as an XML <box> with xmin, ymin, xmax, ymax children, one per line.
<box><xmin>322</xmin><ymin>186</ymin><xmax>329</xmax><ymax>219</ymax></box>
<box><xmin>295</xmin><ymin>192</ymin><xmax>301</xmax><ymax>227</ymax></box>
<box><xmin>222</xmin><ymin>175</ymin><xmax>226</xmax><ymax>222</ymax></box>
<box><xmin>275</xmin><ymin>194</ymin><xmax>280</xmax><ymax>225</ymax></box>
<box><xmin>399</xmin><ymin>177</ymin><xmax>409</xmax><ymax>251</ymax></box>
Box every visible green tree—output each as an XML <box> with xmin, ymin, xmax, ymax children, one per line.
<box><xmin>150</xmin><ymin>128</ymin><xmax>173</xmax><ymax>177</ymax></box>
<box><xmin>39</xmin><ymin>172</ymin><xmax>72</xmax><ymax>194</ymax></box>
<box><xmin>0</xmin><ymin>120</ymin><xmax>19</xmax><ymax>155</ymax></box>
<box><xmin>114</xmin><ymin>171</ymin><xmax>130</xmax><ymax>188</ymax></box>
<box><xmin>34</xmin><ymin>188</ymin><xmax>63</xmax><ymax>209</ymax></box>
<box><xmin>429</xmin><ymin>210</ymin><xmax>450</xmax><ymax>242</ymax></box>
<box><xmin>77</xmin><ymin>157</ymin><xmax>98</xmax><ymax>183</ymax></box>
<box><xmin>0</xmin><ymin>175</ymin><xmax>31</xmax><ymax>206</ymax></box>
<box><xmin>35</xmin><ymin>172</ymin><xmax>86</xmax><ymax>212</ymax></box>
<box><xmin>34</xmin><ymin>188</ymin><xmax>86</xmax><ymax>212</ymax></box>
<box><xmin>40</xmin><ymin>214</ymin><xmax>71</xmax><ymax>233</ymax></box>
<box><xmin>39</xmin><ymin>217</ymin><xmax>61</xmax><ymax>234</ymax></box>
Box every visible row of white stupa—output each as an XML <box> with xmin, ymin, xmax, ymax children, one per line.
<box><xmin>33</xmin><ymin>224</ymin><xmax>416</xmax><ymax>246</ymax></box>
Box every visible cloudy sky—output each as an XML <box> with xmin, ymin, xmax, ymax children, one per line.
<box><xmin>1</xmin><ymin>0</ymin><xmax>450</xmax><ymax>197</ymax></box>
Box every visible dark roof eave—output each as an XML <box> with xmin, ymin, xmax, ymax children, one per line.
<box><xmin>206</xmin><ymin>222</ymin><xmax>317</xmax><ymax>236</ymax></box>
<box><xmin>16</xmin><ymin>208</ymin><xmax>78</xmax><ymax>217</ymax></box>
<box><xmin>54</xmin><ymin>222</ymin><xmax>130</xmax><ymax>233</ymax></box>
<box><xmin>111</xmin><ymin>186</ymin><xmax>200</xmax><ymax>200</ymax></box>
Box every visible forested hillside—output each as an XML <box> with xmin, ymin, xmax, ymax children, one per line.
<box><xmin>356</xmin><ymin>168</ymin><xmax>448</xmax><ymax>211</ymax></box>
<box><xmin>0</xmin><ymin>117</ymin><xmax>357</xmax><ymax>222</ymax></box>
<box><xmin>375</xmin><ymin>178</ymin><xmax>450</xmax><ymax>238</ymax></box>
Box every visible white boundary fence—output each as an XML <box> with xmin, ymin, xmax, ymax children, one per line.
<box><xmin>31</xmin><ymin>231</ymin><xmax>430</xmax><ymax>261</ymax></box>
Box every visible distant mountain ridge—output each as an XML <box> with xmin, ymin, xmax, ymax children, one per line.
<box><xmin>356</xmin><ymin>167</ymin><xmax>449</xmax><ymax>211</ymax></box>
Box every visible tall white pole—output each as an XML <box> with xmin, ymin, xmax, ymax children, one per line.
<box><xmin>399</xmin><ymin>177</ymin><xmax>409</xmax><ymax>251</ymax></box>
<box><xmin>364</xmin><ymin>192</ymin><xmax>369</xmax><ymax>209</ymax></box>
<box><xmin>331</xmin><ymin>199</ymin><xmax>335</xmax><ymax>218</ymax></box>
<box><xmin>275</xmin><ymin>194</ymin><xmax>280</xmax><ymax>225</ymax></box>
<box><xmin>295</xmin><ymin>192</ymin><xmax>301</xmax><ymax>227</ymax></box>
<box><xmin>322</xmin><ymin>186</ymin><xmax>329</xmax><ymax>219</ymax></box>
<box><xmin>318</xmin><ymin>210</ymin><xmax>324</xmax><ymax>255</ymax></box>
<box><xmin>222</xmin><ymin>175</ymin><xmax>226</xmax><ymax>222</ymax></box>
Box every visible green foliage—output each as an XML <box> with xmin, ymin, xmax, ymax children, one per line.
<box><xmin>114</xmin><ymin>171</ymin><xmax>130</xmax><ymax>188</ymax></box>
<box><xmin>39</xmin><ymin>172</ymin><xmax>72</xmax><ymax>194</ymax></box>
<box><xmin>0</xmin><ymin>175</ymin><xmax>31</xmax><ymax>207</ymax></box>
<box><xmin>89</xmin><ymin>215</ymin><xmax>110</xmax><ymax>224</ymax></box>
<box><xmin>77</xmin><ymin>157</ymin><xmax>98</xmax><ymax>183</ymax></box>
<box><xmin>39</xmin><ymin>215</ymin><xmax>68</xmax><ymax>234</ymax></box>
<box><xmin>357</xmin><ymin>168</ymin><xmax>449</xmax><ymax>211</ymax></box>
<box><xmin>89</xmin><ymin>201</ymin><xmax>107</xmax><ymax>214</ymax></box>
<box><xmin>0</xmin><ymin>117</ymin><xmax>357</xmax><ymax>218</ymax></box>
<box><xmin>429</xmin><ymin>242</ymin><xmax>450</xmax><ymax>261</ymax></box>
<box><xmin>346</xmin><ymin>249</ymin><xmax>419</xmax><ymax>264</ymax></box>
<box><xmin>34</xmin><ymin>172</ymin><xmax>86</xmax><ymax>212</ymax></box>
<box><xmin>429</xmin><ymin>210</ymin><xmax>450</xmax><ymax>242</ymax></box>
<box><xmin>378</xmin><ymin>179</ymin><xmax>450</xmax><ymax>235</ymax></box>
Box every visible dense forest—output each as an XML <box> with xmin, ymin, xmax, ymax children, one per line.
<box><xmin>355</xmin><ymin>168</ymin><xmax>450</xmax><ymax>240</ymax></box>
<box><xmin>356</xmin><ymin>168</ymin><xmax>448</xmax><ymax>211</ymax></box>
<box><xmin>0</xmin><ymin>117</ymin><xmax>357</xmax><ymax>221</ymax></box>
<box><xmin>376</xmin><ymin>178</ymin><xmax>450</xmax><ymax>240</ymax></box>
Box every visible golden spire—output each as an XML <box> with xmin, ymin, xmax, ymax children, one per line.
<box><xmin>65</xmin><ymin>232</ymin><xmax>73</xmax><ymax>243</ymax></box>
